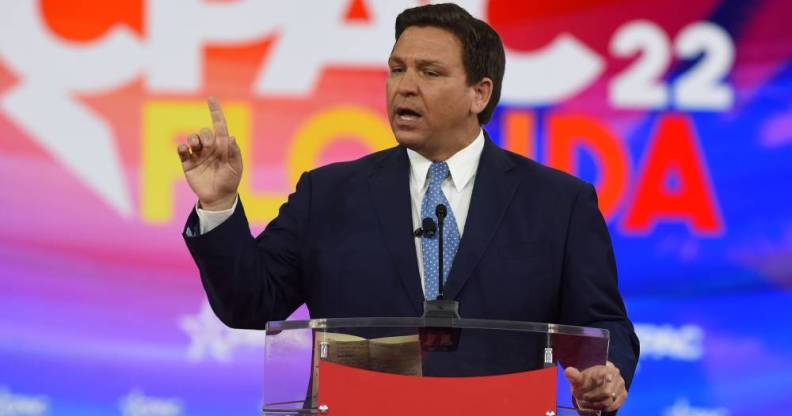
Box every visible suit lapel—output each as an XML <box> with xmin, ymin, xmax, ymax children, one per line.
<box><xmin>444</xmin><ymin>136</ymin><xmax>521</xmax><ymax>300</ymax></box>
<box><xmin>368</xmin><ymin>147</ymin><xmax>424</xmax><ymax>315</ymax></box>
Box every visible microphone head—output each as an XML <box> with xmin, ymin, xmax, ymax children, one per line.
<box><xmin>422</xmin><ymin>217</ymin><xmax>437</xmax><ymax>237</ymax></box>
<box><xmin>435</xmin><ymin>204</ymin><xmax>447</xmax><ymax>220</ymax></box>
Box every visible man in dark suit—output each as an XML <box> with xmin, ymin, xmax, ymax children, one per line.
<box><xmin>178</xmin><ymin>3</ymin><xmax>638</xmax><ymax>413</ymax></box>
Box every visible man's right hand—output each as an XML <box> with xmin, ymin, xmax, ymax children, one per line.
<box><xmin>177</xmin><ymin>97</ymin><xmax>242</xmax><ymax>211</ymax></box>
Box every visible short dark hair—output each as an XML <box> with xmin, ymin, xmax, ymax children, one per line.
<box><xmin>395</xmin><ymin>3</ymin><xmax>505</xmax><ymax>125</ymax></box>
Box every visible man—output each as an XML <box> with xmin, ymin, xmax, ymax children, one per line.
<box><xmin>178</xmin><ymin>3</ymin><xmax>638</xmax><ymax>413</ymax></box>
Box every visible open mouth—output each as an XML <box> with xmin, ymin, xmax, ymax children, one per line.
<box><xmin>396</xmin><ymin>107</ymin><xmax>422</xmax><ymax>121</ymax></box>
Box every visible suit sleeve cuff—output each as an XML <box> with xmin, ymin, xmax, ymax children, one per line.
<box><xmin>195</xmin><ymin>196</ymin><xmax>239</xmax><ymax>235</ymax></box>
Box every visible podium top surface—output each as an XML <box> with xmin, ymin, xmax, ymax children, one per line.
<box><xmin>265</xmin><ymin>317</ymin><xmax>609</xmax><ymax>339</ymax></box>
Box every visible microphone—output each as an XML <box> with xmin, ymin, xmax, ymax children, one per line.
<box><xmin>413</xmin><ymin>217</ymin><xmax>437</xmax><ymax>238</ymax></box>
<box><xmin>435</xmin><ymin>204</ymin><xmax>447</xmax><ymax>300</ymax></box>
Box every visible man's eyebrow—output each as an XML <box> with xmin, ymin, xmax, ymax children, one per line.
<box><xmin>415</xmin><ymin>58</ymin><xmax>444</xmax><ymax>67</ymax></box>
<box><xmin>387</xmin><ymin>56</ymin><xmax>445</xmax><ymax>67</ymax></box>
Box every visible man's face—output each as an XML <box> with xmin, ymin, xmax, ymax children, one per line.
<box><xmin>386</xmin><ymin>26</ymin><xmax>478</xmax><ymax>157</ymax></box>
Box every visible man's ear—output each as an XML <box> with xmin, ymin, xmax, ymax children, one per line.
<box><xmin>470</xmin><ymin>77</ymin><xmax>493</xmax><ymax>116</ymax></box>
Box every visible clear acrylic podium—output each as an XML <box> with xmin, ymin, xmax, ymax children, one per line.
<box><xmin>262</xmin><ymin>317</ymin><xmax>609</xmax><ymax>415</ymax></box>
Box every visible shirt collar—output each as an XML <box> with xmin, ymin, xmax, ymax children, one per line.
<box><xmin>406</xmin><ymin>129</ymin><xmax>485</xmax><ymax>192</ymax></box>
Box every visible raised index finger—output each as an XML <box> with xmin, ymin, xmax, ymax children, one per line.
<box><xmin>207</xmin><ymin>96</ymin><xmax>229</xmax><ymax>138</ymax></box>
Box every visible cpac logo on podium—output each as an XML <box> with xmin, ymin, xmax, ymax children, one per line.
<box><xmin>0</xmin><ymin>0</ymin><xmax>730</xmax><ymax>235</ymax></box>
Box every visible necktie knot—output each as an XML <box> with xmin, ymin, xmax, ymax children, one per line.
<box><xmin>428</xmin><ymin>162</ymin><xmax>450</xmax><ymax>186</ymax></box>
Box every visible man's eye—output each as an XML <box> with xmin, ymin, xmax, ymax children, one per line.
<box><xmin>424</xmin><ymin>70</ymin><xmax>439</xmax><ymax>77</ymax></box>
<box><xmin>390</xmin><ymin>67</ymin><xmax>404</xmax><ymax>74</ymax></box>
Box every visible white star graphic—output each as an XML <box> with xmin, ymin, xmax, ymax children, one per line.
<box><xmin>179</xmin><ymin>301</ymin><xmax>237</xmax><ymax>362</ymax></box>
<box><xmin>0</xmin><ymin>0</ymin><xmax>142</xmax><ymax>217</ymax></box>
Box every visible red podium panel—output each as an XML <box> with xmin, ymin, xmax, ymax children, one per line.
<box><xmin>318</xmin><ymin>360</ymin><xmax>557</xmax><ymax>415</ymax></box>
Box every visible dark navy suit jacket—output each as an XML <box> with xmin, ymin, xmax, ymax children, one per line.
<box><xmin>184</xmin><ymin>135</ymin><xmax>639</xmax><ymax>388</ymax></box>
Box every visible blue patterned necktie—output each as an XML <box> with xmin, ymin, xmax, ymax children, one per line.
<box><xmin>421</xmin><ymin>162</ymin><xmax>461</xmax><ymax>300</ymax></box>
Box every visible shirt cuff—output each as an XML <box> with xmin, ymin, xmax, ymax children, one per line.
<box><xmin>195</xmin><ymin>196</ymin><xmax>239</xmax><ymax>235</ymax></box>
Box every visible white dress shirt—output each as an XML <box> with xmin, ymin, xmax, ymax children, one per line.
<box><xmin>406</xmin><ymin>130</ymin><xmax>484</xmax><ymax>291</ymax></box>
<box><xmin>196</xmin><ymin>129</ymin><xmax>486</xmax><ymax>293</ymax></box>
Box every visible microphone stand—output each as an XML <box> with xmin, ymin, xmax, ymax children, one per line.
<box><xmin>419</xmin><ymin>204</ymin><xmax>461</xmax><ymax>352</ymax></box>
<box><xmin>437</xmin><ymin>204</ymin><xmax>445</xmax><ymax>300</ymax></box>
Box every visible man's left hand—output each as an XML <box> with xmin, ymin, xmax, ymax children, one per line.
<box><xmin>563</xmin><ymin>361</ymin><xmax>627</xmax><ymax>412</ymax></box>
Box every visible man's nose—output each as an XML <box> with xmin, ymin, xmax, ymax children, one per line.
<box><xmin>396</xmin><ymin>69</ymin><xmax>419</xmax><ymax>96</ymax></box>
